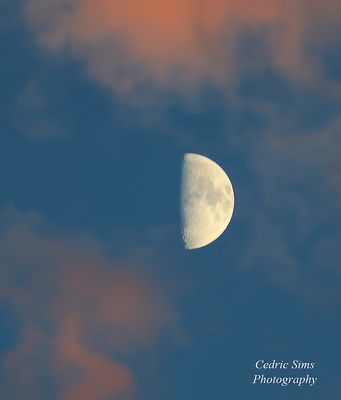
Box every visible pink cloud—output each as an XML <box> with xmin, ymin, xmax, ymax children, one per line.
<box><xmin>0</xmin><ymin>208</ymin><xmax>175</xmax><ymax>400</ymax></box>
<box><xmin>25</xmin><ymin>0</ymin><xmax>341</xmax><ymax>93</ymax></box>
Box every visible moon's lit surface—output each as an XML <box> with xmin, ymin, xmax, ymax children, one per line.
<box><xmin>181</xmin><ymin>153</ymin><xmax>234</xmax><ymax>250</ymax></box>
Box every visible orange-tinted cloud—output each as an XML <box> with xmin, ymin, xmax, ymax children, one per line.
<box><xmin>25</xmin><ymin>0</ymin><xmax>341</xmax><ymax>92</ymax></box>
<box><xmin>0</xmin><ymin>208</ymin><xmax>175</xmax><ymax>400</ymax></box>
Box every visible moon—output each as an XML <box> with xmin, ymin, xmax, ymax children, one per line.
<box><xmin>180</xmin><ymin>153</ymin><xmax>234</xmax><ymax>250</ymax></box>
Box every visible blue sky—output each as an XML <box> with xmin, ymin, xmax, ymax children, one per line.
<box><xmin>1</xmin><ymin>1</ymin><xmax>341</xmax><ymax>399</ymax></box>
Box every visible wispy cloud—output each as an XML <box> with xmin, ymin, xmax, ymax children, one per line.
<box><xmin>225</xmin><ymin>111</ymin><xmax>341</xmax><ymax>307</ymax></box>
<box><xmin>0</xmin><ymin>207</ymin><xmax>176</xmax><ymax>399</ymax></box>
<box><xmin>24</xmin><ymin>0</ymin><xmax>341</xmax><ymax>95</ymax></box>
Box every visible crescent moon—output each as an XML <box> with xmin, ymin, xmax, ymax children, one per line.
<box><xmin>180</xmin><ymin>153</ymin><xmax>234</xmax><ymax>250</ymax></box>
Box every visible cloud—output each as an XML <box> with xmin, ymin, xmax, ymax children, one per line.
<box><xmin>0</xmin><ymin>207</ymin><xmax>175</xmax><ymax>400</ymax></box>
<box><xmin>225</xmin><ymin>112</ymin><xmax>341</xmax><ymax>307</ymax></box>
<box><xmin>24</xmin><ymin>0</ymin><xmax>341</xmax><ymax>94</ymax></box>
